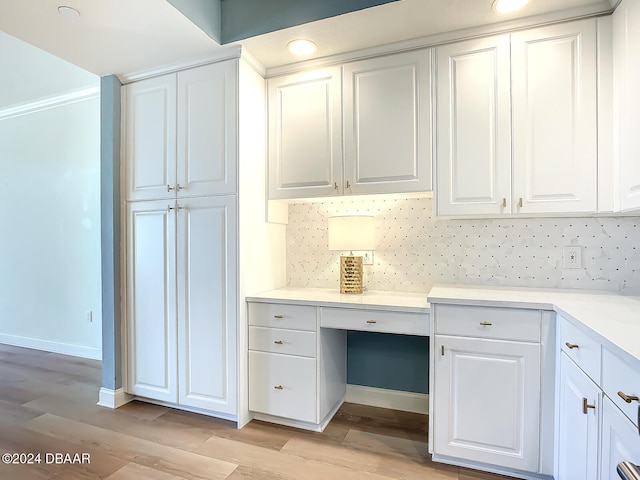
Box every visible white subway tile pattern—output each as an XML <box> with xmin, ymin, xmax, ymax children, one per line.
<box><xmin>286</xmin><ymin>197</ymin><xmax>640</xmax><ymax>295</ymax></box>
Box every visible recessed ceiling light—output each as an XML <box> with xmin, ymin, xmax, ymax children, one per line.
<box><xmin>287</xmin><ymin>39</ymin><xmax>318</xmax><ymax>57</ymax></box>
<box><xmin>493</xmin><ymin>0</ymin><xmax>529</xmax><ymax>13</ymax></box>
<box><xmin>58</xmin><ymin>6</ymin><xmax>80</xmax><ymax>18</ymax></box>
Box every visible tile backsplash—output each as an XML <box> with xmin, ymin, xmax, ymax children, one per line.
<box><xmin>286</xmin><ymin>196</ymin><xmax>640</xmax><ymax>295</ymax></box>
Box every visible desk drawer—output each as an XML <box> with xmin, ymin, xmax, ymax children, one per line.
<box><xmin>559</xmin><ymin>315</ymin><xmax>601</xmax><ymax>384</ymax></box>
<box><xmin>320</xmin><ymin>307</ymin><xmax>428</xmax><ymax>336</ymax></box>
<box><xmin>435</xmin><ymin>304</ymin><xmax>541</xmax><ymax>342</ymax></box>
<box><xmin>602</xmin><ymin>347</ymin><xmax>640</xmax><ymax>428</ymax></box>
<box><xmin>249</xmin><ymin>351</ymin><xmax>316</xmax><ymax>423</ymax></box>
<box><xmin>248</xmin><ymin>303</ymin><xmax>316</xmax><ymax>331</ymax></box>
<box><xmin>249</xmin><ymin>326</ymin><xmax>316</xmax><ymax>358</ymax></box>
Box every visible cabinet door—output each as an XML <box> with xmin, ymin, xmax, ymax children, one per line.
<box><xmin>557</xmin><ymin>353</ymin><xmax>600</xmax><ymax>480</ymax></box>
<box><xmin>435</xmin><ymin>35</ymin><xmax>512</xmax><ymax>216</ymax></box>
<box><xmin>126</xmin><ymin>200</ymin><xmax>177</xmax><ymax>402</ymax></box>
<box><xmin>600</xmin><ymin>397</ymin><xmax>640</xmax><ymax>480</ymax></box>
<box><xmin>511</xmin><ymin>20</ymin><xmax>597</xmax><ymax>214</ymax></box>
<box><xmin>177</xmin><ymin>61</ymin><xmax>237</xmax><ymax>197</ymax></box>
<box><xmin>614</xmin><ymin>0</ymin><xmax>640</xmax><ymax>211</ymax></box>
<box><xmin>176</xmin><ymin>196</ymin><xmax>237</xmax><ymax>414</ymax></box>
<box><xmin>433</xmin><ymin>335</ymin><xmax>541</xmax><ymax>472</ymax></box>
<box><xmin>343</xmin><ymin>50</ymin><xmax>432</xmax><ymax>195</ymax></box>
<box><xmin>268</xmin><ymin>68</ymin><xmax>343</xmax><ymax>199</ymax></box>
<box><xmin>125</xmin><ymin>75</ymin><xmax>177</xmax><ymax>201</ymax></box>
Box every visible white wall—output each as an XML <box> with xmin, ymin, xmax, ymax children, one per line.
<box><xmin>287</xmin><ymin>196</ymin><xmax>640</xmax><ymax>295</ymax></box>
<box><xmin>0</xmin><ymin>34</ymin><xmax>102</xmax><ymax>359</ymax></box>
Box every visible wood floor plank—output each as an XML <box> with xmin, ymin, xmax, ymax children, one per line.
<box><xmin>106</xmin><ymin>462</ymin><xmax>193</xmax><ymax>480</ymax></box>
<box><xmin>342</xmin><ymin>428</ymin><xmax>429</xmax><ymax>462</ymax></box>
<box><xmin>281</xmin><ymin>435</ymin><xmax>458</xmax><ymax>480</ymax></box>
<box><xmin>0</xmin><ymin>422</ymin><xmax>127</xmax><ymax>479</ymax></box>
<box><xmin>26</xmin><ymin>413</ymin><xmax>238</xmax><ymax>480</ymax></box>
<box><xmin>24</xmin><ymin>396</ymin><xmax>212</xmax><ymax>452</ymax></box>
<box><xmin>196</xmin><ymin>434</ymin><xmax>399</xmax><ymax>480</ymax></box>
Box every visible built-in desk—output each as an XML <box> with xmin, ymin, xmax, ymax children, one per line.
<box><xmin>246</xmin><ymin>288</ymin><xmax>430</xmax><ymax>431</ymax></box>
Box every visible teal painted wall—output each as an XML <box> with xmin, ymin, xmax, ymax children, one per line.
<box><xmin>222</xmin><ymin>0</ymin><xmax>398</xmax><ymax>43</ymax></box>
<box><xmin>347</xmin><ymin>332</ymin><xmax>429</xmax><ymax>394</ymax></box>
<box><xmin>100</xmin><ymin>75</ymin><xmax>122</xmax><ymax>391</ymax></box>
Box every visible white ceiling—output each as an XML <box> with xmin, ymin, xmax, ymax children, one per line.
<box><xmin>0</xmin><ymin>0</ymin><xmax>614</xmax><ymax>78</ymax></box>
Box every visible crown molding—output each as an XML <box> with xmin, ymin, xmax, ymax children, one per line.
<box><xmin>0</xmin><ymin>86</ymin><xmax>100</xmax><ymax>121</ymax></box>
<box><xmin>264</xmin><ymin>3</ymin><xmax>613</xmax><ymax>77</ymax></box>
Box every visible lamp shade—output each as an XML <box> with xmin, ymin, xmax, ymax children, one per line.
<box><xmin>328</xmin><ymin>216</ymin><xmax>375</xmax><ymax>251</ymax></box>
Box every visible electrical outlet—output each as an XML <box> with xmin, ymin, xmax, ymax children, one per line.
<box><xmin>352</xmin><ymin>251</ymin><xmax>374</xmax><ymax>265</ymax></box>
<box><xmin>562</xmin><ymin>246</ymin><xmax>582</xmax><ymax>269</ymax></box>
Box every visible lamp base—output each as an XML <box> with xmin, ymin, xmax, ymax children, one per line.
<box><xmin>340</xmin><ymin>255</ymin><xmax>363</xmax><ymax>294</ymax></box>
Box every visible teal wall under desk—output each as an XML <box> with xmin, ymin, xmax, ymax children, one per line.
<box><xmin>347</xmin><ymin>332</ymin><xmax>429</xmax><ymax>394</ymax></box>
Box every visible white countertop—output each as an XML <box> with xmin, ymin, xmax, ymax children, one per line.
<box><xmin>246</xmin><ymin>287</ymin><xmax>430</xmax><ymax>314</ymax></box>
<box><xmin>428</xmin><ymin>284</ymin><xmax>640</xmax><ymax>363</ymax></box>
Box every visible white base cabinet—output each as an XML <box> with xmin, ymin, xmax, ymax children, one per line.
<box><xmin>247</xmin><ymin>302</ymin><xmax>346</xmax><ymax>431</ymax></box>
<box><xmin>557</xmin><ymin>352</ymin><xmax>600</xmax><ymax>480</ymax></box>
<box><xmin>601</xmin><ymin>397</ymin><xmax>640</xmax><ymax>480</ymax></box>
<box><xmin>431</xmin><ymin>305</ymin><xmax>544</xmax><ymax>475</ymax></box>
<box><xmin>556</xmin><ymin>315</ymin><xmax>640</xmax><ymax>480</ymax></box>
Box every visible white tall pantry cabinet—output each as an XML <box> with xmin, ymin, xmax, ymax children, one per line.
<box><xmin>122</xmin><ymin>53</ymin><xmax>286</xmax><ymax>423</ymax></box>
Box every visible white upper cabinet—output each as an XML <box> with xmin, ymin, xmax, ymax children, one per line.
<box><xmin>125</xmin><ymin>60</ymin><xmax>238</xmax><ymax>201</ymax></box>
<box><xmin>268</xmin><ymin>67</ymin><xmax>343</xmax><ymax>199</ymax></box>
<box><xmin>125</xmin><ymin>75</ymin><xmax>177</xmax><ymax>202</ymax></box>
<box><xmin>435</xmin><ymin>19</ymin><xmax>598</xmax><ymax>216</ymax></box>
<box><xmin>343</xmin><ymin>50</ymin><xmax>432</xmax><ymax>194</ymax></box>
<box><xmin>614</xmin><ymin>0</ymin><xmax>640</xmax><ymax>212</ymax></box>
<box><xmin>511</xmin><ymin>20</ymin><xmax>597</xmax><ymax>214</ymax></box>
<box><xmin>436</xmin><ymin>35</ymin><xmax>512</xmax><ymax>216</ymax></box>
<box><xmin>268</xmin><ymin>50</ymin><xmax>432</xmax><ymax>200</ymax></box>
<box><xmin>177</xmin><ymin>62</ymin><xmax>238</xmax><ymax>197</ymax></box>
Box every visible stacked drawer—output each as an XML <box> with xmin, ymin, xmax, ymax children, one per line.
<box><xmin>248</xmin><ymin>303</ymin><xmax>317</xmax><ymax>423</ymax></box>
<box><xmin>558</xmin><ymin>315</ymin><xmax>640</xmax><ymax>480</ymax></box>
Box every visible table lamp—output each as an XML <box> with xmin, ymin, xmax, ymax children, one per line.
<box><xmin>328</xmin><ymin>215</ymin><xmax>375</xmax><ymax>294</ymax></box>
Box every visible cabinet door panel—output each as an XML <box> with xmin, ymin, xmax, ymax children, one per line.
<box><xmin>125</xmin><ymin>75</ymin><xmax>177</xmax><ymax>201</ymax></box>
<box><xmin>343</xmin><ymin>50</ymin><xmax>432</xmax><ymax>194</ymax></box>
<box><xmin>177</xmin><ymin>61</ymin><xmax>237</xmax><ymax>197</ymax></box>
<box><xmin>177</xmin><ymin>196</ymin><xmax>237</xmax><ymax>414</ymax></box>
<box><xmin>434</xmin><ymin>335</ymin><xmax>540</xmax><ymax>471</ymax></box>
<box><xmin>436</xmin><ymin>35</ymin><xmax>512</xmax><ymax>215</ymax></box>
<box><xmin>268</xmin><ymin>68</ymin><xmax>343</xmax><ymax>199</ymax></box>
<box><xmin>126</xmin><ymin>201</ymin><xmax>177</xmax><ymax>402</ymax></box>
<box><xmin>557</xmin><ymin>353</ymin><xmax>600</xmax><ymax>480</ymax></box>
<box><xmin>600</xmin><ymin>397</ymin><xmax>640</xmax><ymax>480</ymax></box>
<box><xmin>614</xmin><ymin>0</ymin><xmax>640</xmax><ymax>211</ymax></box>
<box><xmin>511</xmin><ymin>20</ymin><xmax>597</xmax><ymax>214</ymax></box>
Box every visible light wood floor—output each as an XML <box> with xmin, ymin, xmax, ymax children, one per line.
<box><xmin>0</xmin><ymin>344</ymin><xmax>517</xmax><ymax>480</ymax></box>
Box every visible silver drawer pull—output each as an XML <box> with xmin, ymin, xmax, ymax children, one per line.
<box><xmin>618</xmin><ymin>391</ymin><xmax>640</xmax><ymax>403</ymax></box>
<box><xmin>565</xmin><ymin>342</ymin><xmax>580</xmax><ymax>350</ymax></box>
<box><xmin>366</xmin><ymin>320</ymin><xmax>377</xmax><ymax>324</ymax></box>
<box><xmin>274</xmin><ymin>340</ymin><xmax>283</xmax><ymax>345</ymax></box>
<box><xmin>274</xmin><ymin>315</ymin><xmax>284</xmax><ymax>319</ymax></box>
<box><xmin>274</xmin><ymin>385</ymin><xmax>283</xmax><ymax>390</ymax></box>
<box><xmin>582</xmin><ymin>398</ymin><xmax>596</xmax><ymax>414</ymax></box>
<box><xmin>479</xmin><ymin>322</ymin><xmax>492</xmax><ymax>326</ymax></box>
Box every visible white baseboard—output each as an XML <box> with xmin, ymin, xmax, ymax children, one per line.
<box><xmin>345</xmin><ymin>384</ymin><xmax>429</xmax><ymax>414</ymax></box>
<box><xmin>0</xmin><ymin>334</ymin><xmax>101</xmax><ymax>360</ymax></box>
<box><xmin>97</xmin><ymin>388</ymin><xmax>134</xmax><ymax>409</ymax></box>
